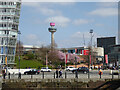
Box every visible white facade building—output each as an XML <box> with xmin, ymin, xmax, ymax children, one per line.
<box><xmin>92</xmin><ymin>47</ymin><xmax>104</xmax><ymax>61</ymax></box>
<box><xmin>0</xmin><ymin>0</ymin><xmax>21</xmax><ymax>65</ymax></box>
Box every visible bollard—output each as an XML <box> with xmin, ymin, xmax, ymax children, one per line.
<box><xmin>3</xmin><ymin>73</ymin><xmax>5</xmax><ymax>79</ymax></box>
<box><xmin>118</xmin><ymin>72</ymin><xmax>120</xmax><ymax>79</ymax></box>
<box><xmin>42</xmin><ymin>72</ymin><xmax>44</xmax><ymax>79</ymax></box>
<box><xmin>112</xmin><ymin>73</ymin><xmax>114</xmax><ymax>79</ymax></box>
<box><xmin>31</xmin><ymin>74</ymin><xmax>33</xmax><ymax>79</ymax></box>
<box><xmin>118</xmin><ymin>70</ymin><xmax>120</xmax><ymax>79</ymax></box>
<box><xmin>65</xmin><ymin>72</ymin><xmax>67</xmax><ymax>79</ymax></box>
<box><xmin>8</xmin><ymin>73</ymin><xmax>10</xmax><ymax>79</ymax></box>
<box><xmin>75</xmin><ymin>70</ymin><xmax>78</xmax><ymax>78</ymax></box>
<box><xmin>54</xmin><ymin>72</ymin><xmax>55</xmax><ymax>79</ymax></box>
<box><xmin>18</xmin><ymin>72</ymin><xmax>21</xmax><ymax>79</ymax></box>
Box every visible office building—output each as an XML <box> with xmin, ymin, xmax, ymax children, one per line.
<box><xmin>97</xmin><ymin>37</ymin><xmax>116</xmax><ymax>55</ymax></box>
<box><xmin>0</xmin><ymin>0</ymin><xmax>21</xmax><ymax>65</ymax></box>
<box><xmin>108</xmin><ymin>45</ymin><xmax>120</xmax><ymax>67</ymax></box>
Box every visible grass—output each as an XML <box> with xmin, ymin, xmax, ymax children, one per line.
<box><xmin>15</xmin><ymin>56</ymin><xmax>48</xmax><ymax>69</ymax></box>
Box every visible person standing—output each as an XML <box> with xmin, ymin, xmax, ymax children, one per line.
<box><xmin>98</xmin><ymin>69</ymin><xmax>103</xmax><ymax>79</ymax></box>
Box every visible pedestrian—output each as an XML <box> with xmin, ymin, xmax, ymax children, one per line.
<box><xmin>2</xmin><ymin>69</ymin><xmax>6</xmax><ymax>79</ymax></box>
<box><xmin>98</xmin><ymin>69</ymin><xmax>103</xmax><ymax>79</ymax></box>
<box><xmin>56</xmin><ymin>69</ymin><xmax>58</xmax><ymax>78</ymax></box>
<box><xmin>59</xmin><ymin>70</ymin><xmax>62</xmax><ymax>78</ymax></box>
<box><xmin>98</xmin><ymin>66</ymin><xmax>100</xmax><ymax>71</ymax></box>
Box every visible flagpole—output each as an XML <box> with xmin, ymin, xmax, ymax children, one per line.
<box><xmin>65</xmin><ymin>53</ymin><xmax>66</xmax><ymax>70</ymax></box>
<box><xmin>46</xmin><ymin>52</ymin><xmax>48</xmax><ymax>68</ymax></box>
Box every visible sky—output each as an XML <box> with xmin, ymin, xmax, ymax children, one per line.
<box><xmin>19</xmin><ymin>2</ymin><xmax>118</xmax><ymax>48</ymax></box>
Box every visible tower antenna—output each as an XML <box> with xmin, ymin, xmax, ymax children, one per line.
<box><xmin>83</xmin><ymin>34</ymin><xmax>85</xmax><ymax>47</ymax></box>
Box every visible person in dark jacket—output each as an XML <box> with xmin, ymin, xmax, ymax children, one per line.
<box><xmin>56</xmin><ymin>69</ymin><xmax>58</xmax><ymax>78</ymax></box>
<box><xmin>59</xmin><ymin>70</ymin><xmax>62</xmax><ymax>78</ymax></box>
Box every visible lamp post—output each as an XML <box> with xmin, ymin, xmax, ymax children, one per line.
<box><xmin>18</xmin><ymin>31</ymin><xmax>21</xmax><ymax>74</ymax></box>
<box><xmin>90</xmin><ymin>29</ymin><xmax>93</xmax><ymax>67</ymax></box>
<box><xmin>88</xmin><ymin>29</ymin><xmax>93</xmax><ymax>79</ymax></box>
<box><xmin>75</xmin><ymin>57</ymin><xmax>77</xmax><ymax>68</ymax></box>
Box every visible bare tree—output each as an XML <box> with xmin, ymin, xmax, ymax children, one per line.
<box><xmin>35</xmin><ymin>46</ymin><xmax>50</xmax><ymax>65</ymax></box>
<box><xmin>81</xmin><ymin>46</ymin><xmax>97</xmax><ymax>68</ymax></box>
<box><xmin>16</xmin><ymin>40</ymin><xmax>24</xmax><ymax>56</ymax></box>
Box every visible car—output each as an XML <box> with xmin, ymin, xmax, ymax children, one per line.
<box><xmin>65</xmin><ymin>66</ymin><xmax>77</xmax><ymax>71</ymax></box>
<box><xmin>41</xmin><ymin>67</ymin><xmax>52</xmax><ymax>72</ymax></box>
<box><xmin>72</xmin><ymin>67</ymin><xmax>89</xmax><ymax>74</ymax></box>
<box><xmin>24</xmin><ymin>69</ymin><xmax>40</xmax><ymax>75</ymax></box>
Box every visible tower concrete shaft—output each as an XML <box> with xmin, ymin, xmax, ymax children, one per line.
<box><xmin>51</xmin><ymin>32</ymin><xmax>55</xmax><ymax>49</ymax></box>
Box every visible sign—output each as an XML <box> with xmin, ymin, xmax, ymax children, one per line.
<box><xmin>65</xmin><ymin>54</ymin><xmax>68</xmax><ymax>64</ymax></box>
<box><xmin>5</xmin><ymin>56</ymin><xmax>7</xmax><ymax>65</ymax></box>
<box><xmin>81</xmin><ymin>50</ymin><xmax>89</xmax><ymax>55</ymax></box>
<box><xmin>105</xmin><ymin>55</ymin><xmax>108</xmax><ymax>64</ymax></box>
<box><xmin>75</xmin><ymin>49</ymin><xmax>77</xmax><ymax>53</ymax></box>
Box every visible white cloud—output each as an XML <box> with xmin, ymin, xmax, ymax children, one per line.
<box><xmin>21</xmin><ymin>0</ymin><xmax>119</xmax><ymax>2</ymax></box>
<box><xmin>57</xmin><ymin>31</ymin><xmax>99</xmax><ymax>48</ymax></box>
<box><xmin>97</xmin><ymin>2</ymin><xmax>117</xmax><ymax>7</ymax></box>
<box><xmin>22</xmin><ymin>2</ymin><xmax>40</xmax><ymax>7</ymax></box>
<box><xmin>26</xmin><ymin>34</ymin><xmax>37</xmax><ymax>40</ymax></box>
<box><xmin>24</xmin><ymin>34</ymin><xmax>45</xmax><ymax>46</ymax></box>
<box><xmin>38</xmin><ymin>8</ymin><xmax>62</xmax><ymax>16</ymax></box>
<box><xmin>73</xmin><ymin>19</ymin><xmax>91</xmax><ymax>25</ymax></box>
<box><xmin>22</xmin><ymin>2</ymin><xmax>62</xmax><ymax>16</ymax></box>
<box><xmin>95</xmin><ymin>23</ymin><xmax>104</xmax><ymax>27</ymax></box>
<box><xmin>71</xmin><ymin>32</ymin><xmax>90</xmax><ymax>38</ymax></box>
<box><xmin>4</xmin><ymin>0</ymin><xmax>119</xmax><ymax>2</ymax></box>
<box><xmin>71</xmin><ymin>31</ymin><xmax>99</xmax><ymax>45</ymax></box>
<box><xmin>89</xmin><ymin>8</ymin><xmax>117</xmax><ymax>17</ymax></box>
<box><xmin>98</xmin><ymin>0</ymin><xmax>118</xmax><ymax>2</ymax></box>
<box><xmin>45</xmin><ymin>16</ymin><xmax>71</xmax><ymax>27</ymax></box>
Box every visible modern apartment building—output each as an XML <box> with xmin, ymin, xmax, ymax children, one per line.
<box><xmin>0</xmin><ymin>0</ymin><xmax>21</xmax><ymax>66</ymax></box>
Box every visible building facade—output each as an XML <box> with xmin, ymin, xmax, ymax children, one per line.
<box><xmin>97</xmin><ymin>37</ymin><xmax>116</xmax><ymax>55</ymax></box>
<box><xmin>118</xmin><ymin>29</ymin><xmax>120</xmax><ymax>44</ymax></box>
<box><xmin>60</xmin><ymin>46</ymin><xmax>104</xmax><ymax>64</ymax></box>
<box><xmin>118</xmin><ymin>2</ymin><xmax>120</xmax><ymax>44</ymax></box>
<box><xmin>108</xmin><ymin>45</ymin><xmax>120</xmax><ymax>67</ymax></box>
<box><xmin>0</xmin><ymin>0</ymin><xmax>21</xmax><ymax>65</ymax></box>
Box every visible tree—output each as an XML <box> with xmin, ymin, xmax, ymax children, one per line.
<box><xmin>36</xmin><ymin>46</ymin><xmax>50</xmax><ymax>63</ymax></box>
<box><xmin>81</xmin><ymin>46</ymin><xmax>97</xmax><ymax>68</ymax></box>
<box><xmin>16</xmin><ymin>40</ymin><xmax>24</xmax><ymax>56</ymax></box>
<box><xmin>23</xmin><ymin>51</ymin><xmax>34</xmax><ymax>60</ymax></box>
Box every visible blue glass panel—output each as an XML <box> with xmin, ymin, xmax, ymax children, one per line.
<box><xmin>5</xmin><ymin>47</ymin><xmax>7</xmax><ymax>54</ymax></box>
<box><xmin>1</xmin><ymin>47</ymin><xmax>3</xmax><ymax>54</ymax></box>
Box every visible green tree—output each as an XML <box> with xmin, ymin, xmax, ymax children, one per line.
<box><xmin>23</xmin><ymin>51</ymin><xmax>34</xmax><ymax>60</ymax></box>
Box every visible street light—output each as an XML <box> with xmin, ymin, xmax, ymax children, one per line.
<box><xmin>90</xmin><ymin>29</ymin><xmax>93</xmax><ymax>66</ymax></box>
<box><xmin>18</xmin><ymin>31</ymin><xmax>21</xmax><ymax>74</ymax></box>
<box><xmin>88</xmin><ymin>29</ymin><xmax>93</xmax><ymax>79</ymax></box>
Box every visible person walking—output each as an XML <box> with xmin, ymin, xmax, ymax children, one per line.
<box><xmin>56</xmin><ymin>69</ymin><xmax>58</xmax><ymax>78</ymax></box>
<box><xmin>59</xmin><ymin>70</ymin><xmax>62</xmax><ymax>78</ymax></box>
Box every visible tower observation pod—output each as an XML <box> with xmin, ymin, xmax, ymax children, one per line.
<box><xmin>48</xmin><ymin>22</ymin><xmax>57</xmax><ymax>49</ymax></box>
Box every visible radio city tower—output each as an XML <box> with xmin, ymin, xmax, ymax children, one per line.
<box><xmin>48</xmin><ymin>22</ymin><xmax>57</xmax><ymax>49</ymax></box>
